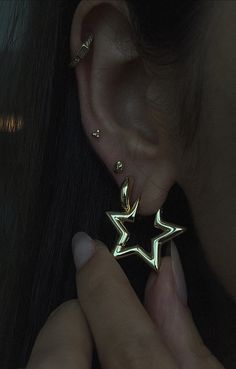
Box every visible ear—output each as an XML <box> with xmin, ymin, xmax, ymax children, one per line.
<box><xmin>70</xmin><ymin>0</ymin><xmax>176</xmax><ymax>216</ymax></box>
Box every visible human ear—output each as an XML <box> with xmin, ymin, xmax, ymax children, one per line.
<box><xmin>70</xmin><ymin>0</ymin><xmax>177</xmax><ymax>216</ymax></box>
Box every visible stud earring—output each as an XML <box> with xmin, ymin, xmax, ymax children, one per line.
<box><xmin>106</xmin><ymin>177</ymin><xmax>186</xmax><ymax>272</ymax></box>
<box><xmin>91</xmin><ymin>129</ymin><xmax>100</xmax><ymax>138</ymax></box>
<box><xmin>113</xmin><ymin>160</ymin><xmax>124</xmax><ymax>174</ymax></box>
<box><xmin>69</xmin><ymin>33</ymin><xmax>94</xmax><ymax>68</ymax></box>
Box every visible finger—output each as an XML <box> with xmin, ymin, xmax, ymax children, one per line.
<box><xmin>72</xmin><ymin>232</ymin><xmax>179</xmax><ymax>369</ymax></box>
<box><xmin>26</xmin><ymin>299</ymin><xmax>93</xmax><ymax>369</ymax></box>
<box><xmin>144</xmin><ymin>242</ymin><xmax>224</xmax><ymax>369</ymax></box>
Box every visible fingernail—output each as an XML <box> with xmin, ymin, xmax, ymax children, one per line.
<box><xmin>72</xmin><ymin>232</ymin><xmax>95</xmax><ymax>271</ymax></box>
<box><xmin>171</xmin><ymin>241</ymin><xmax>188</xmax><ymax>306</ymax></box>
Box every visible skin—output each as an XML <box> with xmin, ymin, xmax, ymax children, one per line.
<box><xmin>70</xmin><ymin>0</ymin><xmax>236</xmax><ymax>298</ymax></box>
<box><xmin>24</xmin><ymin>0</ymin><xmax>235</xmax><ymax>368</ymax></box>
<box><xmin>178</xmin><ymin>0</ymin><xmax>236</xmax><ymax>302</ymax></box>
<box><xmin>26</xmin><ymin>237</ymin><xmax>223</xmax><ymax>369</ymax></box>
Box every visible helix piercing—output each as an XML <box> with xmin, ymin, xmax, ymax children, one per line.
<box><xmin>69</xmin><ymin>33</ymin><xmax>94</xmax><ymax>68</ymax></box>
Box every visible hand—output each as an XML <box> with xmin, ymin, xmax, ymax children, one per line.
<box><xmin>26</xmin><ymin>232</ymin><xmax>224</xmax><ymax>368</ymax></box>
<box><xmin>26</xmin><ymin>299</ymin><xmax>93</xmax><ymax>369</ymax></box>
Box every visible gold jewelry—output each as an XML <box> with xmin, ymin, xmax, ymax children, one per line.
<box><xmin>113</xmin><ymin>160</ymin><xmax>124</xmax><ymax>174</ymax></box>
<box><xmin>69</xmin><ymin>33</ymin><xmax>94</xmax><ymax>68</ymax></box>
<box><xmin>106</xmin><ymin>177</ymin><xmax>185</xmax><ymax>272</ymax></box>
<box><xmin>91</xmin><ymin>129</ymin><xmax>100</xmax><ymax>138</ymax></box>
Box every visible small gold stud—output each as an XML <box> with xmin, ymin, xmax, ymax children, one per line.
<box><xmin>91</xmin><ymin>129</ymin><xmax>100</xmax><ymax>138</ymax></box>
<box><xmin>114</xmin><ymin>160</ymin><xmax>124</xmax><ymax>174</ymax></box>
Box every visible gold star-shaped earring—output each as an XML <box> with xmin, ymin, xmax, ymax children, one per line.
<box><xmin>106</xmin><ymin>177</ymin><xmax>186</xmax><ymax>272</ymax></box>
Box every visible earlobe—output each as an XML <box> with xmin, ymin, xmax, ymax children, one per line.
<box><xmin>70</xmin><ymin>0</ymin><xmax>176</xmax><ymax>216</ymax></box>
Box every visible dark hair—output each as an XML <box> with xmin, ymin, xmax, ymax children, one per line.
<box><xmin>0</xmin><ymin>1</ymin><xmax>234</xmax><ymax>368</ymax></box>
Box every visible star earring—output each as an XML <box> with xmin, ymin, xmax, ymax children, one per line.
<box><xmin>106</xmin><ymin>177</ymin><xmax>186</xmax><ymax>272</ymax></box>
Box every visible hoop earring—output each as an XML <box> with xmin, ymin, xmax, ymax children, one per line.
<box><xmin>106</xmin><ymin>177</ymin><xmax>185</xmax><ymax>272</ymax></box>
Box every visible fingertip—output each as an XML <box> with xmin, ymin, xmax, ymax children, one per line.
<box><xmin>72</xmin><ymin>231</ymin><xmax>96</xmax><ymax>271</ymax></box>
<box><xmin>144</xmin><ymin>270</ymin><xmax>156</xmax><ymax>301</ymax></box>
<box><xmin>171</xmin><ymin>241</ymin><xmax>188</xmax><ymax>306</ymax></box>
<box><xmin>93</xmin><ymin>239</ymin><xmax>108</xmax><ymax>250</ymax></box>
<box><xmin>144</xmin><ymin>257</ymin><xmax>175</xmax><ymax>316</ymax></box>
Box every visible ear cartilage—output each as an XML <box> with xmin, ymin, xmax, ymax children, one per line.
<box><xmin>69</xmin><ymin>33</ymin><xmax>94</xmax><ymax>68</ymax></box>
